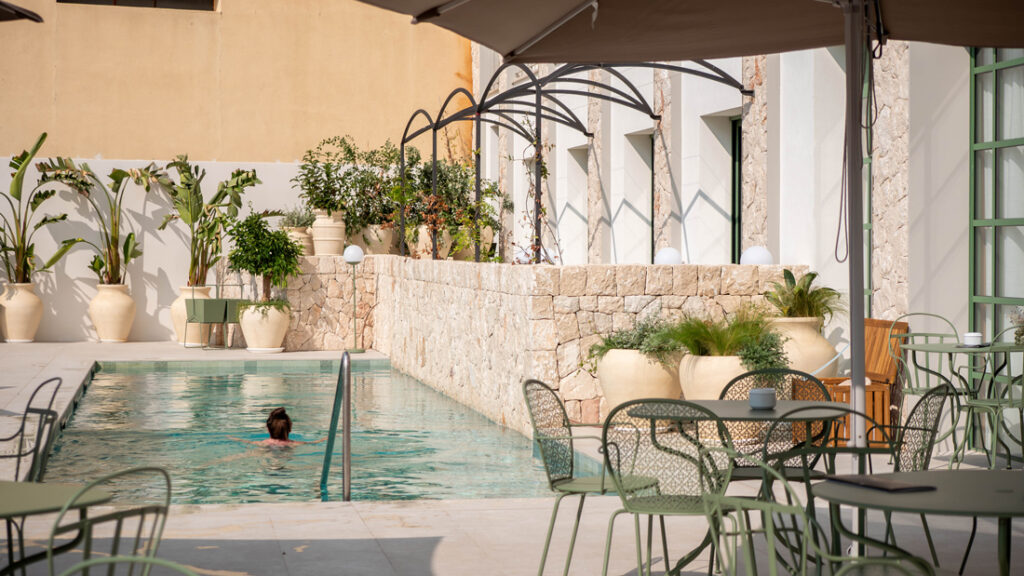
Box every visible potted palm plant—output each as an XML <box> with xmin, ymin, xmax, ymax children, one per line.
<box><xmin>0</xmin><ymin>133</ymin><xmax>78</xmax><ymax>342</ymax></box>
<box><xmin>585</xmin><ymin>318</ymin><xmax>682</xmax><ymax>415</ymax></box>
<box><xmin>649</xmin><ymin>306</ymin><xmax>788</xmax><ymax>399</ymax></box>
<box><xmin>38</xmin><ymin>158</ymin><xmax>171</xmax><ymax>342</ymax></box>
<box><xmin>228</xmin><ymin>211</ymin><xmax>302</xmax><ymax>352</ymax></box>
<box><xmin>764</xmin><ymin>269</ymin><xmax>846</xmax><ymax>377</ymax></box>
<box><xmin>161</xmin><ymin>156</ymin><xmax>260</xmax><ymax>346</ymax></box>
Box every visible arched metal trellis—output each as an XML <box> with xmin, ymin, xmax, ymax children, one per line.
<box><xmin>399</xmin><ymin>60</ymin><xmax>751</xmax><ymax>263</ymax></box>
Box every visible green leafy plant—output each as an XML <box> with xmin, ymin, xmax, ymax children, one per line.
<box><xmin>0</xmin><ymin>133</ymin><xmax>78</xmax><ymax>283</ymax></box>
<box><xmin>584</xmin><ymin>318</ymin><xmax>680</xmax><ymax>371</ymax></box>
<box><xmin>280</xmin><ymin>205</ymin><xmax>315</xmax><ymax>228</ymax></box>
<box><xmin>160</xmin><ymin>156</ymin><xmax>260</xmax><ymax>286</ymax></box>
<box><xmin>648</xmin><ymin>306</ymin><xmax>788</xmax><ymax>371</ymax></box>
<box><xmin>764</xmin><ymin>269</ymin><xmax>846</xmax><ymax>323</ymax></box>
<box><xmin>228</xmin><ymin>210</ymin><xmax>302</xmax><ymax>306</ymax></box>
<box><xmin>292</xmin><ymin>136</ymin><xmax>356</xmax><ymax>215</ymax></box>
<box><xmin>37</xmin><ymin>158</ymin><xmax>171</xmax><ymax>284</ymax></box>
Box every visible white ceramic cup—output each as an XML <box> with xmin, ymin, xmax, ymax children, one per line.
<box><xmin>963</xmin><ymin>332</ymin><xmax>983</xmax><ymax>346</ymax></box>
<box><xmin>749</xmin><ymin>388</ymin><xmax>777</xmax><ymax>410</ymax></box>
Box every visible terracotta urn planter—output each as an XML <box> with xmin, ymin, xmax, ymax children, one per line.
<box><xmin>89</xmin><ymin>284</ymin><xmax>136</xmax><ymax>343</ymax></box>
<box><xmin>451</xmin><ymin>227</ymin><xmax>495</xmax><ymax>261</ymax></box>
<box><xmin>769</xmin><ymin>317</ymin><xmax>839</xmax><ymax>377</ymax></box>
<box><xmin>678</xmin><ymin>355</ymin><xmax>747</xmax><ymax>400</ymax></box>
<box><xmin>285</xmin><ymin>227</ymin><xmax>315</xmax><ymax>256</ymax></box>
<box><xmin>170</xmin><ymin>285</ymin><xmax>212</xmax><ymax>347</ymax></box>
<box><xmin>0</xmin><ymin>283</ymin><xmax>43</xmax><ymax>343</ymax></box>
<box><xmin>310</xmin><ymin>210</ymin><xmax>346</xmax><ymax>255</ymax></box>
<box><xmin>596</xmin><ymin>349</ymin><xmax>680</xmax><ymax>415</ymax></box>
<box><xmin>238</xmin><ymin>304</ymin><xmax>290</xmax><ymax>353</ymax></box>
<box><xmin>350</xmin><ymin>225</ymin><xmax>396</xmax><ymax>254</ymax></box>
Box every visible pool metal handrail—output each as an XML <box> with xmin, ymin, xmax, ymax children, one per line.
<box><xmin>320</xmin><ymin>351</ymin><xmax>352</xmax><ymax>501</ymax></box>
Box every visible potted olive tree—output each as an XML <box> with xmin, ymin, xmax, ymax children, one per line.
<box><xmin>0</xmin><ymin>133</ymin><xmax>79</xmax><ymax>342</ymax></box>
<box><xmin>293</xmin><ymin>136</ymin><xmax>350</xmax><ymax>255</ymax></box>
<box><xmin>161</xmin><ymin>156</ymin><xmax>260</xmax><ymax>346</ymax></box>
<box><xmin>38</xmin><ymin>158</ymin><xmax>171</xmax><ymax>342</ymax></box>
<box><xmin>650</xmin><ymin>306</ymin><xmax>788</xmax><ymax>399</ymax></box>
<box><xmin>280</xmin><ymin>205</ymin><xmax>315</xmax><ymax>255</ymax></box>
<box><xmin>585</xmin><ymin>318</ymin><xmax>682</xmax><ymax>414</ymax></box>
<box><xmin>343</xmin><ymin>140</ymin><xmax>401</xmax><ymax>254</ymax></box>
<box><xmin>228</xmin><ymin>211</ymin><xmax>302</xmax><ymax>352</ymax></box>
<box><xmin>764</xmin><ymin>269</ymin><xmax>845</xmax><ymax>377</ymax></box>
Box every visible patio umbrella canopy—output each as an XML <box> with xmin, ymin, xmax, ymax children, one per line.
<box><xmin>361</xmin><ymin>0</ymin><xmax>1024</xmax><ymax>449</ymax></box>
<box><xmin>0</xmin><ymin>0</ymin><xmax>42</xmax><ymax>22</ymax></box>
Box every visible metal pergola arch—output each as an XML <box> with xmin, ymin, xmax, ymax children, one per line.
<box><xmin>398</xmin><ymin>60</ymin><xmax>750</xmax><ymax>262</ymax></box>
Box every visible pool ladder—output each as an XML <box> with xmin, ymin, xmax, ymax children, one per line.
<box><xmin>320</xmin><ymin>351</ymin><xmax>352</xmax><ymax>501</ymax></box>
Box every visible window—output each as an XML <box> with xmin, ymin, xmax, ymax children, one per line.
<box><xmin>730</xmin><ymin>116</ymin><xmax>742</xmax><ymax>264</ymax></box>
<box><xmin>57</xmin><ymin>1</ymin><xmax>216</xmax><ymax>11</ymax></box>
<box><xmin>970</xmin><ymin>48</ymin><xmax>1024</xmax><ymax>335</ymax></box>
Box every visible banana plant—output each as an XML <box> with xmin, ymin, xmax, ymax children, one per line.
<box><xmin>0</xmin><ymin>133</ymin><xmax>79</xmax><ymax>284</ymax></box>
<box><xmin>36</xmin><ymin>158</ymin><xmax>172</xmax><ymax>285</ymax></box>
<box><xmin>160</xmin><ymin>156</ymin><xmax>260</xmax><ymax>287</ymax></box>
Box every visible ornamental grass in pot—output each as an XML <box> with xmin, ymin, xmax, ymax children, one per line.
<box><xmin>0</xmin><ymin>133</ymin><xmax>79</xmax><ymax>342</ymax></box>
<box><xmin>38</xmin><ymin>157</ymin><xmax>171</xmax><ymax>342</ymax></box>
<box><xmin>228</xmin><ymin>210</ymin><xmax>302</xmax><ymax>353</ymax></box>
<box><xmin>649</xmin><ymin>306</ymin><xmax>789</xmax><ymax>399</ymax></box>
<box><xmin>764</xmin><ymin>269</ymin><xmax>845</xmax><ymax>377</ymax></box>
<box><xmin>585</xmin><ymin>318</ymin><xmax>682</xmax><ymax>415</ymax></box>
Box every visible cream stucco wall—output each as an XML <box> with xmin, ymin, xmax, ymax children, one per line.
<box><xmin>1</xmin><ymin>0</ymin><xmax>472</xmax><ymax>160</ymax></box>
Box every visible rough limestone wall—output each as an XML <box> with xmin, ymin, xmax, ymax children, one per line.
<box><xmin>741</xmin><ymin>55</ymin><xmax>770</xmax><ymax>250</ymax></box>
<box><xmin>870</xmin><ymin>41</ymin><xmax>910</xmax><ymax>320</ymax></box>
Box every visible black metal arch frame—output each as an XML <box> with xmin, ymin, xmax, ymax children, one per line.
<box><xmin>399</xmin><ymin>61</ymin><xmax>751</xmax><ymax>262</ymax></box>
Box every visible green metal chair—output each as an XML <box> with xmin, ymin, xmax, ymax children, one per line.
<box><xmin>1</xmin><ymin>377</ymin><xmax>61</xmax><ymax>574</ymax></box>
<box><xmin>47</xmin><ymin>467</ymin><xmax>172</xmax><ymax>576</ymax></box>
<box><xmin>702</xmin><ymin>447</ymin><xmax>935</xmax><ymax>576</ymax></box>
<box><xmin>719</xmin><ymin>368</ymin><xmax>832</xmax><ymax>483</ymax></box>
<box><xmin>522</xmin><ymin>379</ymin><xmax>623</xmax><ymax>576</ymax></box>
<box><xmin>601</xmin><ymin>399</ymin><xmax>733</xmax><ymax>576</ymax></box>
<box><xmin>957</xmin><ymin>326</ymin><xmax>1024</xmax><ymax>469</ymax></box>
<box><xmin>57</xmin><ymin>556</ymin><xmax>198</xmax><ymax>576</ymax></box>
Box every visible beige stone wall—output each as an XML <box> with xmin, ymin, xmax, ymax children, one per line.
<box><xmin>1</xmin><ymin>0</ymin><xmax>472</xmax><ymax>161</ymax></box>
<box><xmin>741</xmin><ymin>55</ymin><xmax>770</xmax><ymax>250</ymax></box>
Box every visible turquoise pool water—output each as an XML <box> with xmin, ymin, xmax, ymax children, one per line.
<box><xmin>43</xmin><ymin>360</ymin><xmax>558</xmax><ymax>504</ymax></box>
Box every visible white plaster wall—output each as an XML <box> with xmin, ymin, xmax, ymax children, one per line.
<box><xmin>552</xmin><ymin>91</ymin><xmax>589</xmax><ymax>265</ymax></box>
<box><xmin>907</xmin><ymin>43</ymin><xmax>970</xmax><ymax>333</ymax></box>
<box><xmin>608</xmin><ymin>68</ymin><xmax>656</xmax><ymax>264</ymax></box>
<box><xmin>0</xmin><ymin>159</ymin><xmax>304</xmax><ymax>342</ymax></box>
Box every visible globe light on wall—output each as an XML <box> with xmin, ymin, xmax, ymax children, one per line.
<box><xmin>343</xmin><ymin>245</ymin><xmax>365</xmax><ymax>353</ymax></box>
<box><xmin>654</xmin><ymin>247</ymin><xmax>683</xmax><ymax>265</ymax></box>
<box><xmin>739</xmin><ymin>246</ymin><xmax>773</xmax><ymax>265</ymax></box>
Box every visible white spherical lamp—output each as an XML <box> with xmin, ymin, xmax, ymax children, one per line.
<box><xmin>343</xmin><ymin>245</ymin><xmax>365</xmax><ymax>265</ymax></box>
<box><xmin>654</xmin><ymin>247</ymin><xmax>683</xmax><ymax>265</ymax></box>
<box><xmin>739</xmin><ymin>246</ymin><xmax>773</xmax><ymax>265</ymax></box>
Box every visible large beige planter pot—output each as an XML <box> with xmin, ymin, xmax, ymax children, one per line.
<box><xmin>596</xmin><ymin>349</ymin><xmax>680</xmax><ymax>415</ymax></box>
<box><xmin>89</xmin><ymin>284</ymin><xmax>136</xmax><ymax>343</ymax></box>
<box><xmin>285</xmin><ymin>227</ymin><xmax>314</xmax><ymax>255</ymax></box>
<box><xmin>238</xmin><ymin>305</ymin><xmax>290</xmax><ymax>353</ymax></box>
<box><xmin>310</xmin><ymin>210</ymin><xmax>346</xmax><ymax>255</ymax></box>
<box><xmin>678</xmin><ymin>355</ymin><xmax>747</xmax><ymax>400</ymax></box>
<box><xmin>0</xmin><ymin>283</ymin><xmax>43</xmax><ymax>343</ymax></box>
<box><xmin>411</xmin><ymin>226</ymin><xmax>452</xmax><ymax>259</ymax></box>
<box><xmin>451</xmin><ymin>227</ymin><xmax>495</xmax><ymax>261</ymax></box>
<box><xmin>350</xmin><ymin>225</ymin><xmax>396</xmax><ymax>254</ymax></box>
<box><xmin>770</xmin><ymin>317</ymin><xmax>839</xmax><ymax>378</ymax></box>
<box><xmin>170</xmin><ymin>285</ymin><xmax>211</xmax><ymax>347</ymax></box>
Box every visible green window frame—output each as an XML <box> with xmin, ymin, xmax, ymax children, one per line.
<box><xmin>730</xmin><ymin>116</ymin><xmax>742</xmax><ymax>264</ymax></box>
<box><xmin>969</xmin><ymin>47</ymin><xmax>1024</xmax><ymax>335</ymax></box>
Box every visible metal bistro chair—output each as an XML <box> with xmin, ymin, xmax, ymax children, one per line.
<box><xmin>523</xmin><ymin>379</ymin><xmax>642</xmax><ymax>576</ymax></box>
<box><xmin>719</xmin><ymin>369</ymin><xmax>832</xmax><ymax>484</ymax></box>
<box><xmin>58</xmin><ymin>556</ymin><xmax>198</xmax><ymax>576</ymax></box>
<box><xmin>601</xmin><ymin>399</ymin><xmax>732</xmax><ymax>576</ymax></box>
<box><xmin>702</xmin><ymin>447</ymin><xmax>935</xmax><ymax>576</ymax></box>
<box><xmin>47</xmin><ymin>467</ymin><xmax>172</xmax><ymax>576</ymax></box>
<box><xmin>959</xmin><ymin>325</ymin><xmax>1024</xmax><ymax>470</ymax></box>
<box><xmin>1</xmin><ymin>377</ymin><xmax>62</xmax><ymax>572</ymax></box>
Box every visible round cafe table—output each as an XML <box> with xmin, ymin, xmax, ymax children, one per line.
<box><xmin>0</xmin><ymin>481</ymin><xmax>112</xmax><ymax>575</ymax></box>
<box><xmin>813</xmin><ymin>469</ymin><xmax>1024</xmax><ymax>576</ymax></box>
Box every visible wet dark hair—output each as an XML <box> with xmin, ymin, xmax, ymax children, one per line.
<box><xmin>266</xmin><ymin>407</ymin><xmax>292</xmax><ymax>440</ymax></box>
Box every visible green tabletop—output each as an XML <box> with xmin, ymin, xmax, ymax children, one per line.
<box><xmin>0</xmin><ymin>481</ymin><xmax>111</xmax><ymax>518</ymax></box>
<box><xmin>902</xmin><ymin>341</ymin><xmax>1024</xmax><ymax>355</ymax></box>
<box><xmin>628</xmin><ymin>400</ymin><xmax>848</xmax><ymax>422</ymax></box>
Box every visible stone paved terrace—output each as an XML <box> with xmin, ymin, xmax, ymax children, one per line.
<box><xmin>0</xmin><ymin>343</ymin><xmax>1009</xmax><ymax>575</ymax></box>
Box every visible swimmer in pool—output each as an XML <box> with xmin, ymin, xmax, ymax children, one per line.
<box><xmin>229</xmin><ymin>407</ymin><xmax>326</xmax><ymax>447</ymax></box>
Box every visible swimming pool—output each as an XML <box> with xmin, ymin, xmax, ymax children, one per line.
<box><xmin>43</xmin><ymin>360</ymin><xmax>564</xmax><ymax>504</ymax></box>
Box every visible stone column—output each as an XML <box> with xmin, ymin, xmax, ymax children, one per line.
<box><xmin>653</xmin><ymin>67</ymin><xmax>675</xmax><ymax>252</ymax></box>
<box><xmin>587</xmin><ymin>68</ymin><xmax>611</xmax><ymax>264</ymax></box>
<box><xmin>497</xmin><ymin>69</ymin><xmax>514</xmax><ymax>262</ymax></box>
<box><xmin>741</xmin><ymin>55</ymin><xmax>769</xmax><ymax>250</ymax></box>
<box><xmin>870</xmin><ymin>41</ymin><xmax>910</xmax><ymax>320</ymax></box>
